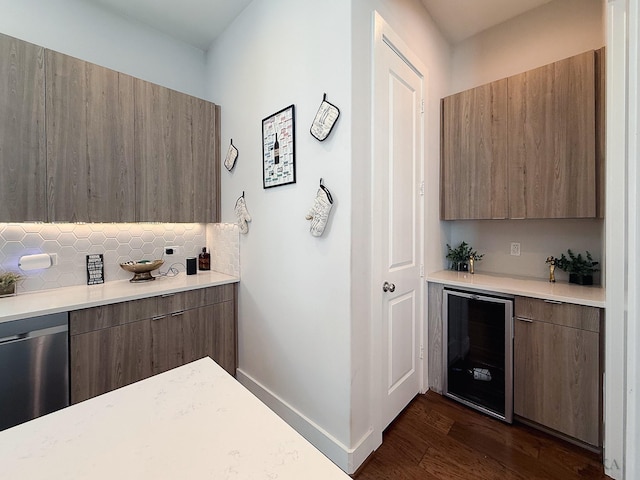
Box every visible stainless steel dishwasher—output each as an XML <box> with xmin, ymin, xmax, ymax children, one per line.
<box><xmin>0</xmin><ymin>312</ymin><xmax>69</xmax><ymax>431</ymax></box>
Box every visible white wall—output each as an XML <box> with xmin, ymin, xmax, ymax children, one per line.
<box><xmin>445</xmin><ymin>0</ymin><xmax>605</xmax><ymax>281</ymax></box>
<box><xmin>450</xmin><ymin>220</ymin><xmax>603</xmax><ymax>281</ymax></box>
<box><xmin>207</xmin><ymin>0</ymin><xmax>450</xmax><ymax>472</ymax></box>
<box><xmin>205</xmin><ymin>0</ymin><xmax>353</xmax><ymax>469</ymax></box>
<box><xmin>450</xmin><ymin>0</ymin><xmax>605</xmax><ymax>93</ymax></box>
<box><xmin>0</xmin><ymin>0</ymin><xmax>206</xmax><ymax>97</ymax></box>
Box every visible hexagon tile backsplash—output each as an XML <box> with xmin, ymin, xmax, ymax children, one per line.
<box><xmin>0</xmin><ymin>223</ymin><xmax>239</xmax><ymax>293</ymax></box>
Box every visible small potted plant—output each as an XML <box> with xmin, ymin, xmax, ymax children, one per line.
<box><xmin>554</xmin><ymin>249</ymin><xmax>600</xmax><ymax>285</ymax></box>
<box><xmin>446</xmin><ymin>241</ymin><xmax>484</xmax><ymax>272</ymax></box>
<box><xmin>0</xmin><ymin>271</ymin><xmax>22</xmax><ymax>297</ymax></box>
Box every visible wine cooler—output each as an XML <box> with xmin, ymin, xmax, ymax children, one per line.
<box><xmin>443</xmin><ymin>288</ymin><xmax>514</xmax><ymax>423</ymax></box>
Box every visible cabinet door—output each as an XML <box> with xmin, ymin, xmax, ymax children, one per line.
<box><xmin>192</xmin><ymin>98</ymin><xmax>220</xmax><ymax>222</ymax></box>
<box><xmin>70</xmin><ymin>319</ymin><xmax>152</xmax><ymax>404</ymax></box>
<box><xmin>151</xmin><ymin>307</ymin><xmax>212</xmax><ymax>375</ymax></box>
<box><xmin>45</xmin><ymin>50</ymin><xmax>135</xmax><ymax>222</ymax></box>
<box><xmin>595</xmin><ymin>47</ymin><xmax>606</xmax><ymax>219</ymax></box>
<box><xmin>151</xmin><ymin>312</ymin><xmax>188</xmax><ymax>375</ymax></box>
<box><xmin>514</xmin><ymin>314</ymin><xmax>600</xmax><ymax>446</ymax></box>
<box><xmin>0</xmin><ymin>34</ymin><xmax>46</xmax><ymax>221</ymax></box>
<box><xmin>152</xmin><ymin>302</ymin><xmax>236</xmax><ymax>376</ymax></box>
<box><xmin>441</xmin><ymin>79</ymin><xmax>508</xmax><ymax>220</ymax></box>
<box><xmin>206</xmin><ymin>301</ymin><xmax>237</xmax><ymax>375</ymax></box>
<box><xmin>134</xmin><ymin>80</ymin><xmax>219</xmax><ymax>223</ymax></box>
<box><xmin>508</xmin><ymin>51</ymin><xmax>596</xmax><ymax>219</ymax></box>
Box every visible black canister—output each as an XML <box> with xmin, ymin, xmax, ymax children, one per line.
<box><xmin>186</xmin><ymin>257</ymin><xmax>197</xmax><ymax>275</ymax></box>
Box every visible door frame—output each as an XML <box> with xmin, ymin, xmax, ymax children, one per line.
<box><xmin>370</xmin><ymin>10</ymin><xmax>428</xmax><ymax>439</ymax></box>
<box><xmin>606</xmin><ymin>1</ymin><xmax>638</xmax><ymax>479</ymax></box>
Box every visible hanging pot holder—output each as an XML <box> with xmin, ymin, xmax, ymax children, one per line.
<box><xmin>310</xmin><ymin>93</ymin><xmax>340</xmax><ymax>141</ymax></box>
<box><xmin>224</xmin><ymin>139</ymin><xmax>239</xmax><ymax>172</ymax></box>
<box><xmin>235</xmin><ymin>192</ymin><xmax>251</xmax><ymax>234</ymax></box>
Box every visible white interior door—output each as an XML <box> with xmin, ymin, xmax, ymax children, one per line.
<box><xmin>373</xmin><ymin>17</ymin><xmax>424</xmax><ymax>430</ymax></box>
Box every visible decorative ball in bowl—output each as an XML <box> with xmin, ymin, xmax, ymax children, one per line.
<box><xmin>119</xmin><ymin>260</ymin><xmax>164</xmax><ymax>283</ymax></box>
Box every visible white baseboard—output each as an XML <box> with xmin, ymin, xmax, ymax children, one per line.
<box><xmin>236</xmin><ymin>368</ymin><xmax>380</xmax><ymax>474</ymax></box>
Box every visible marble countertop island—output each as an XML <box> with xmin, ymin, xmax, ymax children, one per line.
<box><xmin>0</xmin><ymin>357</ymin><xmax>350</xmax><ymax>480</ymax></box>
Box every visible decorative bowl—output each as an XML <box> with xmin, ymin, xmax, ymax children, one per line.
<box><xmin>119</xmin><ymin>259</ymin><xmax>164</xmax><ymax>283</ymax></box>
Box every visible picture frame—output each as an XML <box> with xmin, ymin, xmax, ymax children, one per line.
<box><xmin>262</xmin><ymin>104</ymin><xmax>296</xmax><ymax>188</ymax></box>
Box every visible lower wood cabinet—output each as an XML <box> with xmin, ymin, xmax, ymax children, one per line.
<box><xmin>151</xmin><ymin>302</ymin><xmax>235</xmax><ymax>376</ymax></box>
<box><xmin>70</xmin><ymin>284</ymin><xmax>237</xmax><ymax>404</ymax></box>
<box><xmin>513</xmin><ymin>296</ymin><xmax>602</xmax><ymax>447</ymax></box>
<box><xmin>70</xmin><ymin>318</ymin><xmax>153</xmax><ymax>402</ymax></box>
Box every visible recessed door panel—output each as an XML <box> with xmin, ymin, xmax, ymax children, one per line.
<box><xmin>388</xmin><ymin>293</ymin><xmax>416</xmax><ymax>393</ymax></box>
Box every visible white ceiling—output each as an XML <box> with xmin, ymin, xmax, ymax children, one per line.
<box><xmin>421</xmin><ymin>0</ymin><xmax>553</xmax><ymax>44</ymax></box>
<box><xmin>81</xmin><ymin>0</ymin><xmax>253</xmax><ymax>51</ymax></box>
<box><xmin>81</xmin><ymin>0</ymin><xmax>552</xmax><ymax>51</ymax></box>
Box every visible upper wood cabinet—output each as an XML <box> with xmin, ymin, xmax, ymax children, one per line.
<box><xmin>595</xmin><ymin>47</ymin><xmax>606</xmax><ymax>219</ymax></box>
<box><xmin>46</xmin><ymin>50</ymin><xmax>136</xmax><ymax>222</ymax></box>
<box><xmin>135</xmin><ymin>80</ymin><xmax>220</xmax><ymax>223</ymax></box>
<box><xmin>0</xmin><ymin>34</ymin><xmax>46</xmax><ymax>222</ymax></box>
<box><xmin>0</xmin><ymin>32</ymin><xmax>220</xmax><ymax>223</ymax></box>
<box><xmin>441</xmin><ymin>50</ymin><xmax>600</xmax><ymax>220</ymax></box>
<box><xmin>441</xmin><ymin>79</ymin><xmax>508</xmax><ymax>220</ymax></box>
<box><xmin>508</xmin><ymin>51</ymin><xmax>596</xmax><ymax>219</ymax></box>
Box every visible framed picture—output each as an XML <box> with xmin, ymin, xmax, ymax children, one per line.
<box><xmin>262</xmin><ymin>104</ymin><xmax>296</xmax><ymax>188</ymax></box>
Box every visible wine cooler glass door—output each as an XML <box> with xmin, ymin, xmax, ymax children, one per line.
<box><xmin>443</xmin><ymin>289</ymin><xmax>513</xmax><ymax>423</ymax></box>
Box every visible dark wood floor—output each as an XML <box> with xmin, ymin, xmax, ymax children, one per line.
<box><xmin>354</xmin><ymin>391</ymin><xmax>610</xmax><ymax>480</ymax></box>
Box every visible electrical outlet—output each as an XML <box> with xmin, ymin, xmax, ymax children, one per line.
<box><xmin>510</xmin><ymin>242</ymin><xmax>521</xmax><ymax>256</ymax></box>
<box><xmin>165</xmin><ymin>245</ymin><xmax>180</xmax><ymax>255</ymax></box>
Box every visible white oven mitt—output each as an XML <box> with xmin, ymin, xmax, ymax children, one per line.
<box><xmin>305</xmin><ymin>184</ymin><xmax>333</xmax><ymax>237</ymax></box>
<box><xmin>235</xmin><ymin>195</ymin><xmax>251</xmax><ymax>234</ymax></box>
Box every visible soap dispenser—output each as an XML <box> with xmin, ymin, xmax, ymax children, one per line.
<box><xmin>198</xmin><ymin>247</ymin><xmax>210</xmax><ymax>271</ymax></box>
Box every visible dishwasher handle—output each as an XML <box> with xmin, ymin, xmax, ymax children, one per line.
<box><xmin>0</xmin><ymin>325</ymin><xmax>68</xmax><ymax>345</ymax></box>
<box><xmin>0</xmin><ymin>333</ymin><xmax>27</xmax><ymax>344</ymax></box>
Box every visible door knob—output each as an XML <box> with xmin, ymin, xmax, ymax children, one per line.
<box><xmin>383</xmin><ymin>281</ymin><xmax>396</xmax><ymax>293</ymax></box>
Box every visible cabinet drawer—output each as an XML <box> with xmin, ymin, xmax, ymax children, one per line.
<box><xmin>181</xmin><ymin>284</ymin><xmax>235</xmax><ymax>309</ymax></box>
<box><xmin>514</xmin><ymin>296</ymin><xmax>601</xmax><ymax>332</ymax></box>
<box><xmin>157</xmin><ymin>284</ymin><xmax>235</xmax><ymax>315</ymax></box>
<box><xmin>70</xmin><ymin>284</ymin><xmax>237</xmax><ymax>335</ymax></box>
<box><xmin>70</xmin><ymin>296</ymin><xmax>158</xmax><ymax>335</ymax></box>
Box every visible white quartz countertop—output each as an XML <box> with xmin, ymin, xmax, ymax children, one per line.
<box><xmin>427</xmin><ymin>270</ymin><xmax>605</xmax><ymax>308</ymax></box>
<box><xmin>0</xmin><ymin>270</ymin><xmax>239</xmax><ymax>324</ymax></box>
<box><xmin>0</xmin><ymin>357</ymin><xmax>350</xmax><ymax>480</ymax></box>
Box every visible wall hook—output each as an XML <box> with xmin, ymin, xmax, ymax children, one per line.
<box><xmin>318</xmin><ymin>178</ymin><xmax>333</xmax><ymax>204</ymax></box>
